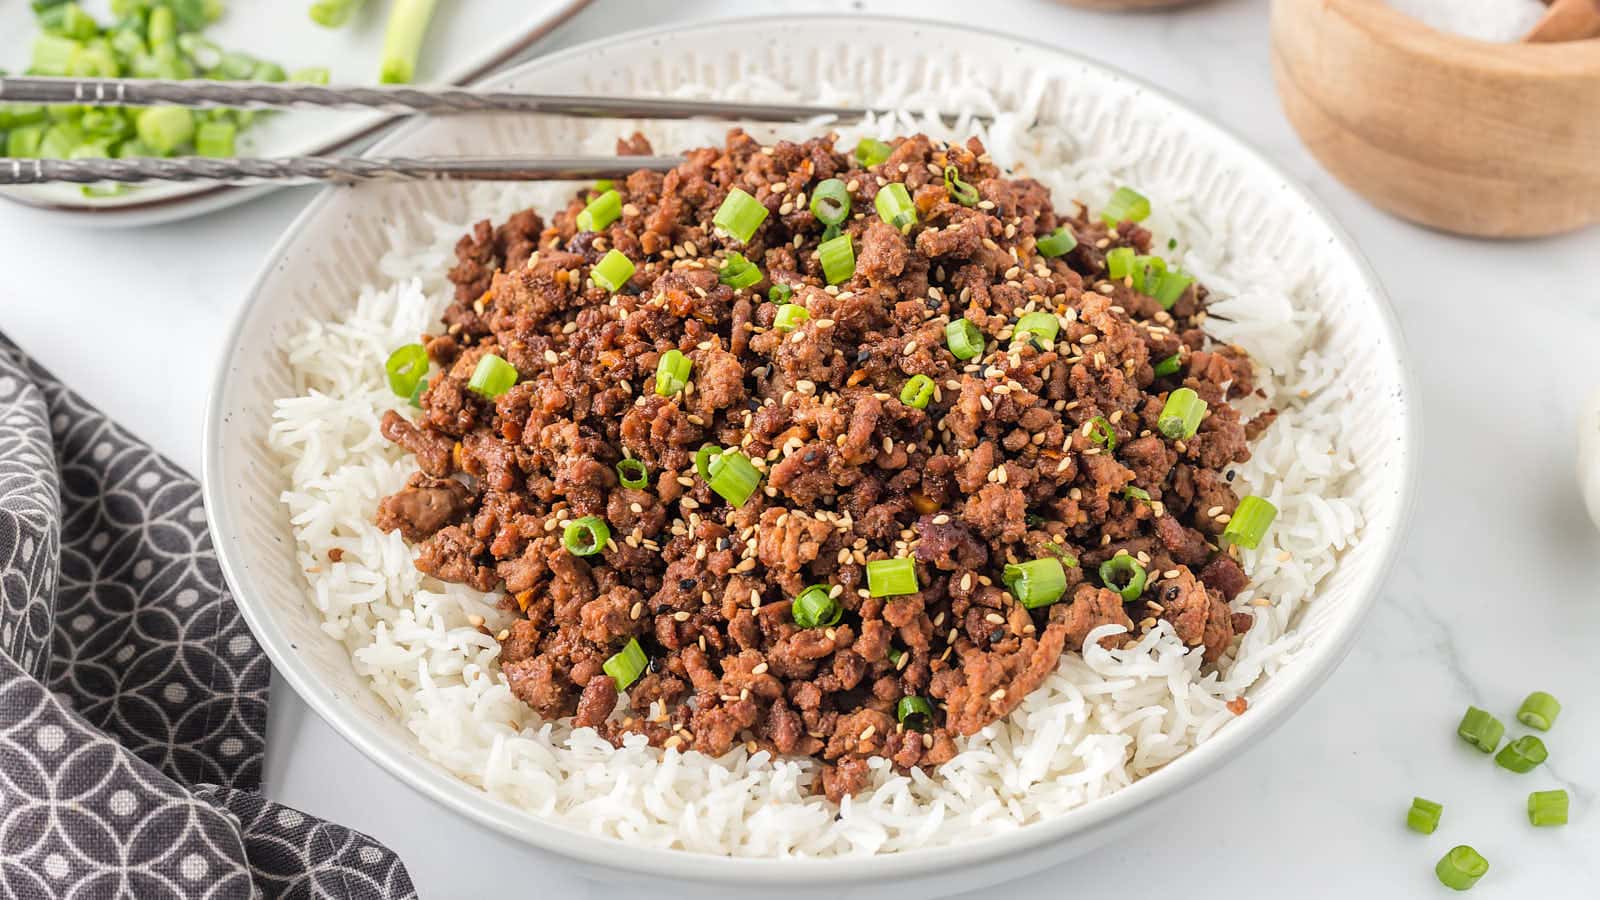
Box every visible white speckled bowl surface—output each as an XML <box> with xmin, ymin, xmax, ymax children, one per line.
<box><xmin>204</xmin><ymin>16</ymin><xmax>1416</xmax><ymax>898</ymax></box>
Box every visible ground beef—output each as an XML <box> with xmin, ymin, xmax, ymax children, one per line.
<box><xmin>375</xmin><ymin>130</ymin><xmax>1272</xmax><ymax>799</ymax></box>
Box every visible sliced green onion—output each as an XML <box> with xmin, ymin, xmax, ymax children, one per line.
<box><xmin>774</xmin><ymin>303</ymin><xmax>810</xmax><ymax>332</ymax></box>
<box><xmin>466</xmin><ymin>354</ymin><xmax>518</xmax><ymax>399</ymax></box>
<box><xmin>31</xmin><ymin>34</ymin><xmax>81</xmax><ymax>77</ymax></box>
<box><xmin>900</xmin><ymin>374</ymin><xmax>935</xmax><ymax>409</ymax></box>
<box><xmin>603</xmin><ymin>637</ymin><xmax>647</xmax><ymax>691</ymax></box>
<box><xmin>1495</xmin><ymin>735</ymin><xmax>1547</xmax><ymax>774</ymax></box>
<box><xmin>1457</xmin><ymin>706</ymin><xmax>1504</xmax><ymax>753</ymax></box>
<box><xmin>1153</xmin><ymin>353</ymin><xmax>1182</xmax><ymax>377</ymax></box>
<box><xmin>694</xmin><ymin>444</ymin><xmax>724</xmax><ymax>482</ymax></box>
<box><xmin>135</xmin><ymin>107</ymin><xmax>194</xmax><ymax>155</ymax></box>
<box><xmin>1099</xmin><ymin>555</ymin><xmax>1147</xmax><ymax>602</ymax></box>
<box><xmin>591</xmin><ymin>249</ymin><xmax>635</xmax><ymax>293</ymax></box>
<box><xmin>1122</xmin><ymin>485</ymin><xmax>1151</xmax><ymax>501</ymax></box>
<box><xmin>810</xmin><ymin>177</ymin><xmax>851</xmax><ymax>226</ymax></box>
<box><xmin>1129</xmin><ymin>254</ymin><xmax>1168</xmax><ymax>295</ymax></box>
<box><xmin>310</xmin><ymin>0</ymin><xmax>370</xmax><ymax>28</ymax></box>
<box><xmin>713</xmin><ymin>188</ymin><xmax>768</xmax><ymax>244</ymax></box>
<box><xmin>815</xmin><ymin>232</ymin><xmax>854</xmax><ymax>285</ymax></box>
<box><xmin>1516</xmin><ymin>691</ymin><xmax>1560</xmax><ymax>731</ymax></box>
<box><xmin>576</xmin><ymin>188</ymin><xmax>621</xmax><ymax>233</ymax></box>
<box><xmin>943</xmin><ymin>165</ymin><xmax>979</xmax><ymax>207</ymax></box>
<box><xmin>408</xmin><ymin>373</ymin><xmax>429</xmax><ymax>408</ymax></box>
<box><xmin>1407</xmin><ymin>797</ymin><xmax>1442</xmax><ymax>835</ymax></box>
<box><xmin>945</xmin><ymin>318</ymin><xmax>984</xmax><ymax>360</ymax></box>
<box><xmin>768</xmin><ymin>283</ymin><xmax>793</xmax><ymax>304</ymax></box>
<box><xmin>886</xmin><ymin>647</ymin><xmax>905</xmax><ymax>666</ymax></box>
<box><xmin>563</xmin><ymin>516</ymin><xmax>610</xmax><ymax>557</ymax></box>
<box><xmin>378</xmin><ymin>0</ymin><xmax>439</xmax><ymax>84</ymax></box>
<box><xmin>1435</xmin><ymin>846</ymin><xmax>1488</xmax><ymax>892</ymax></box>
<box><xmin>7</xmin><ymin>125</ymin><xmax>45</xmax><ymax>158</ymax></box>
<box><xmin>1222</xmin><ymin>496</ymin><xmax>1277</xmax><ymax>550</ymax></box>
<box><xmin>875</xmin><ymin>182</ymin><xmax>917</xmax><ymax>233</ymax></box>
<box><xmin>854</xmin><ymin>138</ymin><xmax>891</xmax><ymax>168</ymax></box>
<box><xmin>291</xmin><ymin>66</ymin><xmax>331</xmax><ymax>84</ymax></box>
<box><xmin>1106</xmin><ymin>246</ymin><xmax>1136</xmax><ymax>281</ymax></box>
<box><xmin>1013</xmin><ymin>311</ymin><xmax>1060</xmax><ymax>345</ymax></box>
<box><xmin>1157</xmin><ymin>388</ymin><xmax>1206</xmax><ymax>440</ymax></box>
<box><xmin>1036</xmin><ymin>226</ymin><xmax>1078</xmax><ymax>258</ymax></box>
<box><xmin>866</xmin><ymin>558</ymin><xmax>919</xmax><ymax>598</ymax></box>
<box><xmin>384</xmin><ymin>343</ymin><xmax>429</xmax><ymax>398</ymax></box>
<box><xmin>616</xmin><ymin>458</ymin><xmax>649</xmax><ymax>490</ymax></box>
<box><xmin>1101</xmin><ymin>186</ymin><xmax>1152</xmax><ymax>226</ymax></box>
<box><xmin>792</xmin><ymin>584</ymin><xmax>841</xmax><ymax>629</ymax></box>
<box><xmin>1087</xmin><ymin>416</ymin><xmax>1116</xmax><ymax>452</ymax></box>
<box><xmin>654</xmin><ymin>349</ymin><xmax>691</xmax><ymax>397</ymax></box>
<box><xmin>43</xmin><ymin>5</ymin><xmax>99</xmax><ymax>41</ymax></box>
<box><xmin>1150</xmin><ymin>269</ymin><xmax>1195</xmax><ymax>309</ymax></box>
<box><xmin>1003</xmin><ymin>557</ymin><xmax>1067</xmax><ymax>609</ymax></box>
<box><xmin>897</xmin><ymin>696</ymin><xmax>935</xmax><ymax>730</ymax></box>
<box><xmin>1528</xmin><ymin>790</ymin><xmax>1569</xmax><ymax>827</ymax></box>
<box><xmin>718</xmin><ymin>251</ymin><xmax>762</xmax><ymax>289</ymax></box>
<box><xmin>1043</xmin><ymin>542</ymin><xmax>1079</xmax><ymax>568</ymax></box>
<box><xmin>706</xmin><ymin>450</ymin><xmax>761</xmax><ymax>508</ymax></box>
<box><xmin>591</xmin><ymin>178</ymin><xmax>613</xmax><ymax>194</ymax></box>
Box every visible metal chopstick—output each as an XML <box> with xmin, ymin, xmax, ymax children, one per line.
<box><xmin>1</xmin><ymin>155</ymin><xmax>687</xmax><ymax>187</ymax></box>
<box><xmin>0</xmin><ymin>76</ymin><xmax>921</xmax><ymax>124</ymax></box>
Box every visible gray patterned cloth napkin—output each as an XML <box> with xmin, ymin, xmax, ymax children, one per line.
<box><xmin>0</xmin><ymin>334</ymin><xmax>417</xmax><ymax>900</ymax></box>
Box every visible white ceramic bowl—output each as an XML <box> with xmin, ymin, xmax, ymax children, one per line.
<box><xmin>204</xmin><ymin>15</ymin><xmax>1417</xmax><ymax>897</ymax></box>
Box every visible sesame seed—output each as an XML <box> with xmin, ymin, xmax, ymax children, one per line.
<box><xmin>859</xmin><ymin>725</ymin><xmax>876</xmax><ymax>741</ymax></box>
<box><xmin>985</xmin><ymin>613</ymin><xmax>1005</xmax><ymax>625</ymax></box>
<box><xmin>673</xmin><ymin>611</ymin><xmax>690</xmax><ymax>622</ymax></box>
<box><xmin>989</xmin><ymin>688</ymin><xmax>1007</xmax><ymax>702</ymax></box>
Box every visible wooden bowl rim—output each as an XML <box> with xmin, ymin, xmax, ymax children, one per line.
<box><xmin>1322</xmin><ymin>0</ymin><xmax>1600</xmax><ymax>78</ymax></box>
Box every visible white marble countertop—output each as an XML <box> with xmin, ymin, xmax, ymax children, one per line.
<box><xmin>4</xmin><ymin>0</ymin><xmax>1597</xmax><ymax>896</ymax></box>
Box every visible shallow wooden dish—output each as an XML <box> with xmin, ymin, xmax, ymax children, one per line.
<box><xmin>1271</xmin><ymin>0</ymin><xmax>1600</xmax><ymax>238</ymax></box>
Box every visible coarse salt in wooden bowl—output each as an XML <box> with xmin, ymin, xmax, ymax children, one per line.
<box><xmin>1270</xmin><ymin>0</ymin><xmax>1600</xmax><ymax>238</ymax></box>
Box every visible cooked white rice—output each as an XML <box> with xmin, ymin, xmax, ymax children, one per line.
<box><xmin>266</xmin><ymin>75</ymin><xmax>1363</xmax><ymax>857</ymax></box>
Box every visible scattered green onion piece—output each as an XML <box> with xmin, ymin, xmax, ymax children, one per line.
<box><xmin>654</xmin><ymin>349</ymin><xmax>691</xmax><ymax>397</ymax></box>
<box><xmin>1036</xmin><ymin>226</ymin><xmax>1078</xmax><ymax>258</ymax></box>
<box><xmin>31</xmin><ymin>34</ymin><xmax>82</xmax><ymax>77</ymax></box>
<box><xmin>0</xmin><ymin>105</ymin><xmax>47</xmax><ymax>130</ymax></box>
<box><xmin>896</xmin><ymin>696</ymin><xmax>935</xmax><ymax>730</ymax></box>
<box><xmin>1407</xmin><ymin>797</ymin><xmax>1442</xmax><ymax>835</ymax></box>
<box><xmin>1099</xmin><ymin>555</ymin><xmax>1147</xmax><ymax>602</ymax></box>
<box><xmin>768</xmin><ymin>283</ymin><xmax>793</xmax><ymax>304</ymax></box>
<box><xmin>1516</xmin><ymin>692</ymin><xmax>1560</xmax><ymax>731</ymax></box>
<box><xmin>943</xmin><ymin>165</ymin><xmax>979</xmax><ymax>207</ymax></box>
<box><xmin>1153</xmin><ymin>353</ymin><xmax>1182</xmax><ymax>377</ymax></box>
<box><xmin>1495</xmin><ymin>735</ymin><xmax>1547</xmax><ymax>774</ymax></box>
<box><xmin>1122</xmin><ymin>486</ymin><xmax>1151</xmax><ymax>501</ymax></box>
<box><xmin>44</xmin><ymin>4</ymin><xmax>100</xmax><ymax>41</ymax></box>
<box><xmin>716</xmin><ymin>251</ymin><xmax>761</xmax><ymax>289</ymax></box>
<box><xmin>291</xmin><ymin>66</ymin><xmax>331</xmax><ymax>84</ymax></box>
<box><xmin>7</xmin><ymin>125</ymin><xmax>45</xmax><ymax>158</ymax></box>
<box><xmin>408</xmin><ymin>374</ymin><xmax>429</xmax><ymax>409</ymax></box>
<box><xmin>591</xmin><ymin>249</ymin><xmax>635</xmax><ymax>293</ymax></box>
<box><xmin>563</xmin><ymin>516</ymin><xmax>610</xmax><ymax>557</ymax></box>
<box><xmin>810</xmin><ymin>177</ymin><xmax>851</xmax><ymax>226</ymax></box>
<box><xmin>1043</xmin><ymin>542</ymin><xmax>1079</xmax><ymax>568</ymax></box>
<box><xmin>383</xmin><ymin>343</ymin><xmax>428</xmax><ymax>398</ymax></box>
<box><xmin>310</xmin><ymin>0</ymin><xmax>369</xmax><ymax>28</ymax></box>
<box><xmin>886</xmin><ymin>647</ymin><xmax>905</xmax><ymax>666</ymax></box>
<box><xmin>467</xmin><ymin>353</ymin><xmax>518</xmax><ymax>399</ymax></box>
<box><xmin>576</xmin><ymin>188</ymin><xmax>621</xmax><ymax>233</ymax></box>
<box><xmin>1013</xmin><ymin>311</ymin><xmax>1060</xmax><ymax>345</ymax></box>
<box><xmin>1003</xmin><ymin>557</ymin><xmax>1067</xmax><ymax>609</ymax></box>
<box><xmin>1435</xmin><ymin>846</ymin><xmax>1488</xmax><ymax>892</ymax></box>
<box><xmin>591</xmin><ymin>178</ymin><xmax>613</xmax><ymax>195</ymax></box>
<box><xmin>1101</xmin><ymin>186</ymin><xmax>1152</xmax><ymax>226</ymax></box>
<box><xmin>854</xmin><ymin>137</ymin><xmax>891</xmax><ymax>168</ymax></box>
<box><xmin>1528</xmin><ymin>790</ymin><xmax>1569</xmax><ymax>827</ymax></box>
<box><xmin>900</xmin><ymin>374</ymin><xmax>935</xmax><ymax>410</ymax></box>
<box><xmin>945</xmin><ymin>318</ymin><xmax>984</xmax><ymax>360</ymax></box>
<box><xmin>774</xmin><ymin>303</ymin><xmax>811</xmax><ymax>332</ymax></box>
<box><xmin>1087</xmin><ymin>416</ymin><xmax>1116</xmax><ymax>452</ymax></box>
<box><xmin>615</xmin><ymin>458</ymin><xmax>649</xmax><ymax>490</ymax></box>
<box><xmin>378</xmin><ymin>0</ymin><xmax>439</xmax><ymax>84</ymax></box>
<box><xmin>1129</xmin><ymin>254</ymin><xmax>1168</xmax><ymax>295</ymax></box>
<box><xmin>875</xmin><ymin>182</ymin><xmax>917</xmax><ymax>233</ymax></box>
<box><xmin>713</xmin><ymin>188</ymin><xmax>768</xmax><ymax>243</ymax></box>
<box><xmin>1157</xmin><ymin>387</ymin><xmax>1206</xmax><ymax>440</ymax></box>
<box><xmin>1221</xmin><ymin>496</ymin><xmax>1277</xmax><ymax>550</ymax></box>
<box><xmin>707</xmin><ymin>450</ymin><xmax>761</xmax><ymax>508</ymax></box>
<box><xmin>1105</xmin><ymin>246</ymin><xmax>1136</xmax><ymax>281</ymax></box>
<box><xmin>135</xmin><ymin>106</ymin><xmax>194</xmax><ymax>155</ymax></box>
<box><xmin>866</xmin><ymin>558</ymin><xmax>919</xmax><ymax>598</ymax></box>
<box><xmin>819</xmin><ymin>232</ymin><xmax>855</xmax><ymax>285</ymax></box>
<box><xmin>1150</xmin><ymin>269</ymin><xmax>1195</xmax><ymax>309</ymax></box>
<box><xmin>602</xmin><ymin>637</ymin><xmax>647</xmax><ymax>691</ymax></box>
<box><xmin>792</xmin><ymin>584</ymin><xmax>841</xmax><ymax>629</ymax></box>
<box><xmin>1456</xmin><ymin>706</ymin><xmax>1504</xmax><ymax>753</ymax></box>
<box><xmin>194</xmin><ymin>119</ymin><xmax>235</xmax><ymax>157</ymax></box>
<box><xmin>694</xmin><ymin>444</ymin><xmax>724</xmax><ymax>482</ymax></box>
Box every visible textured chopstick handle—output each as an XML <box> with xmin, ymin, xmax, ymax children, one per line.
<box><xmin>1</xmin><ymin>155</ymin><xmax>685</xmax><ymax>186</ymax></box>
<box><xmin>0</xmin><ymin>76</ymin><xmax>878</xmax><ymax>123</ymax></box>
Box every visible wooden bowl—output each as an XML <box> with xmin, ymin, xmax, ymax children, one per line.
<box><xmin>1270</xmin><ymin>0</ymin><xmax>1600</xmax><ymax>238</ymax></box>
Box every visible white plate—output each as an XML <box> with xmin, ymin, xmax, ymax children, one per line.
<box><xmin>204</xmin><ymin>14</ymin><xmax>1417</xmax><ymax>898</ymax></box>
<box><xmin>0</xmin><ymin>0</ymin><xmax>591</xmax><ymax>226</ymax></box>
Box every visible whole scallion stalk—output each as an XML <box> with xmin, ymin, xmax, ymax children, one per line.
<box><xmin>378</xmin><ymin>0</ymin><xmax>439</xmax><ymax>84</ymax></box>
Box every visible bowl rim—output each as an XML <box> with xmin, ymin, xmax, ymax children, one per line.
<box><xmin>203</xmin><ymin>12</ymin><xmax>1419</xmax><ymax>883</ymax></box>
